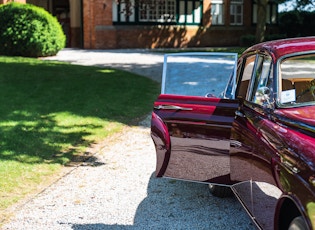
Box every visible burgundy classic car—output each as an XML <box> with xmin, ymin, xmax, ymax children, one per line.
<box><xmin>150</xmin><ymin>37</ymin><xmax>315</xmax><ymax>230</ymax></box>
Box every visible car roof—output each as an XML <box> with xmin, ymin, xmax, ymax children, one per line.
<box><xmin>244</xmin><ymin>36</ymin><xmax>315</xmax><ymax>60</ymax></box>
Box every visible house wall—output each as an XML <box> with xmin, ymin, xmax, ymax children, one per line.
<box><xmin>69</xmin><ymin>0</ymin><xmax>81</xmax><ymax>47</ymax></box>
<box><xmin>82</xmin><ymin>0</ymin><xmax>255</xmax><ymax>49</ymax></box>
<box><xmin>27</xmin><ymin>0</ymin><xmax>48</xmax><ymax>8</ymax></box>
<box><xmin>1</xmin><ymin>0</ymin><xmax>259</xmax><ymax>49</ymax></box>
<box><xmin>83</xmin><ymin>0</ymin><xmax>113</xmax><ymax>49</ymax></box>
<box><xmin>102</xmin><ymin>25</ymin><xmax>254</xmax><ymax>49</ymax></box>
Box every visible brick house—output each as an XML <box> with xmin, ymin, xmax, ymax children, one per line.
<box><xmin>0</xmin><ymin>0</ymin><xmax>279</xmax><ymax>49</ymax></box>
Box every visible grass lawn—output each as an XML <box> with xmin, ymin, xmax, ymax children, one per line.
<box><xmin>0</xmin><ymin>56</ymin><xmax>160</xmax><ymax>219</ymax></box>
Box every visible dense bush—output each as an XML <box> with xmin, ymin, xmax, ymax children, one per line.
<box><xmin>279</xmin><ymin>11</ymin><xmax>302</xmax><ymax>37</ymax></box>
<box><xmin>265</xmin><ymin>34</ymin><xmax>286</xmax><ymax>41</ymax></box>
<box><xmin>299</xmin><ymin>11</ymin><xmax>315</xmax><ymax>36</ymax></box>
<box><xmin>240</xmin><ymin>35</ymin><xmax>256</xmax><ymax>47</ymax></box>
<box><xmin>240</xmin><ymin>33</ymin><xmax>286</xmax><ymax>47</ymax></box>
<box><xmin>279</xmin><ymin>11</ymin><xmax>315</xmax><ymax>38</ymax></box>
<box><xmin>240</xmin><ymin>10</ymin><xmax>315</xmax><ymax>47</ymax></box>
<box><xmin>0</xmin><ymin>3</ymin><xmax>65</xmax><ymax>57</ymax></box>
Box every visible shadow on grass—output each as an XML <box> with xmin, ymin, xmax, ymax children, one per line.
<box><xmin>0</xmin><ymin>58</ymin><xmax>160</xmax><ymax>165</ymax></box>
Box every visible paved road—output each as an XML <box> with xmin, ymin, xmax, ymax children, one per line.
<box><xmin>2</xmin><ymin>49</ymin><xmax>255</xmax><ymax>230</ymax></box>
<box><xmin>43</xmin><ymin>49</ymin><xmax>165</xmax><ymax>83</ymax></box>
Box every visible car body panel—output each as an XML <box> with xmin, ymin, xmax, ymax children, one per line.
<box><xmin>231</xmin><ymin>100</ymin><xmax>283</xmax><ymax>230</ymax></box>
<box><xmin>152</xmin><ymin>94</ymin><xmax>238</xmax><ymax>183</ymax></box>
<box><xmin>151</xmin><ymin>37</ymin><xmax>315</xmax><ymax>230</ymax></box>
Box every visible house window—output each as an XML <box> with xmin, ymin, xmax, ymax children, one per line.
<box><xmin>253</xmin><ymin>2</ymin><xmax>278</xmax><ymax>24</ymax></box>
<box><xmin>113</xmin><ymin>0</ymin><xmax>202</xmax><ymax>25</ymax></box>
<box><xmin>139</xmin><ymin>0</ymin><xmax>176</xmax><ymax>22</ymax></box>
<box><xmin>178</xmin><ymin>0</ymin><xmax>202</xmax><ymax>24</ymax></box>
<box><xmin>211</xmin><ymin>0</ymin><xmax>224</xmax><ymax>25</ymax></box>
<box><xmin>112</xmin><ymin>0</ymin><xmax>136</xmax><ymax>23</ymax></box>
<box><xmin>230</xmin><ymin>0</ymin><xmax>243</xmax><ymax>25</ymax></box>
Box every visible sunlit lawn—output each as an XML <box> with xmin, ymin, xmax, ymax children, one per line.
<box><xmin>0</xmin><ymin>56</ymin><xmax>160</xmax><ymax>216</ymax></box>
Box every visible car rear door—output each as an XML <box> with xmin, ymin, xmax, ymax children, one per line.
<box><xmin>151</xmin><ymin>53</ymin><xmax>238</xmax><ymax>184</ymax></box>
<box><xmin>230</xmin><ymin>52</ymin><xmax>282</xmax><ymax>229</ymax></box>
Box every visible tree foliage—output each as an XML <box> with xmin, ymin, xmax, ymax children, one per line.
<box><xmin>254</xmin><ymin>0</ymin><xmax>314</xmax><ymax>43</ymax></box>
<box><xmin>279</xmin><ymin>10</ymin><xmax>315</xmax><ymax>37</ymax></box>
<box><xmin>293</xmin><ymin>0</ymin><xmax>315</xmax><ymax>10</ymax></box>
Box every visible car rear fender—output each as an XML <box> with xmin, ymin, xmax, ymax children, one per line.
<box><xmin>151</xmin><ymin>112</ymin><xmax>171</xmax><ymax>177</ymax></box>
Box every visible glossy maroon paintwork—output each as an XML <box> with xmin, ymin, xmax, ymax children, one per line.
<box><xmin>246</xmin><ymin>37</ymin><xmax>315</xmax><ymax>60</ymax></box>
<box><xmin>151</xmin><ymin>37</ymin><xmax>315</xmax><ymax>230</ymax></box>
<box><xmin>151</xmin><ymin>94</ymin><xmax>238</xmax><ymax>182</ymax></box>
<box><xmin>230</xmin><ymin>101</ymin><xmax>315</xmax><ymax>229</ymax></box>
<box><xmin>275</xmin><ymin>106</ymin><xmax>315</xmax><ymax>128</ymax></box>
<box><xmin>230</xmin><ymin>37</ymin><xmax>315</xmax><ymax>230</ymax></box>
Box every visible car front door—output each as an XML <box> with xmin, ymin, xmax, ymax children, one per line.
<box><xmin>151</xmin><ymin>53</ymin><xmax>238</xmax><ymax>184</ymax></box>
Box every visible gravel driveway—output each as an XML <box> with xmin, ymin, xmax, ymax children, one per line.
<box><xmin>2</xmin><ymin>49</ymin><xmax>255</xmax><ymax>230</ymax></box>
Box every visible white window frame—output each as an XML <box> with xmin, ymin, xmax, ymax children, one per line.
<box><xmin>139</xmin><ymin>0</ymin><xmax>176</xmax><ymax>23</ymax></box>
<box><xmin>178</xmin><ymin>0</ymin><xmax>202</xmax><ymax>24</ymax></box>
<box><xmin>230</xmin><ymin>0</ymin><xmax>243</xmax><ymax>26</ymax></box>
<box><xmin>211</xmin><ymin>0</ymin><xmax>224</xmax><ymax>25</ymax></box>
<box><xmin>112</xmin><ymin>0</ymin><xmax>136</xmax><ymax>22</ymax></box>
<box><xmin>112</xmin><ymin>0</ymin><xmax>202</xmax><ymax>25</ymax></box>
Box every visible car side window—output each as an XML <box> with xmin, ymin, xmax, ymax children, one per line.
<box><xmin>280</xmin><ymin>53</ymin><xmax>315</xmax><ymax>106</ymax></box>
<box><xmin>236</xmin><ymin>55</ymin><xmax>256</xmax><ymax>99</ymax></box>
<box><xmin>161</xmin><ymin>53</ymin><xmax>238</xmax><ymax>97</ymax></box>
<box><xmin>249</xmin><ymin>55</ymin><xmax>273</xmax><ymax>106</ymax></box>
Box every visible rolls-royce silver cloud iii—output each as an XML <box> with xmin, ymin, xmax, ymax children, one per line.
<box><xmin>150</xmin><ymin>37</ymin><xmax>315</xmax><ymax>230</ymax></box>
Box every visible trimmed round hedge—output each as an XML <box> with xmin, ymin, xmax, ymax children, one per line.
<box><xmin>0</xmin><ymin>3</ymin><xmax>66</xmax><ymax>57</ymax></box>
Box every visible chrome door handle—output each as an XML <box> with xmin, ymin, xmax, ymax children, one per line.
<box><xmin>154</xmin><ymin>105</ymin><xmax>193</xmax><ymax>111</ymax></box>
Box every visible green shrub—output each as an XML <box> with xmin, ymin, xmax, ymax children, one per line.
<box><xmin>265</xmin><ymin>34</ymin><xmax>286</xmax><ymax>41</ymax></box>
<box><xmin>279</xmin><ymin>11</ymin><xmax>302</xmax><ymax>38</ymax></box>
<box><xmin>279</xmin><ymin>11</ymin><xmax>315</xmax><ymax>38</ymax></box>
<box><xmin>240</xmin><ymin>34</ymin><xmax>256</xmax><ymax>47</ymax></box>
<box><xmin>300</xmin><ymin>11</ymin><xmax>315</xmax><ymax>36</ymax></box>
<box><xmin>240</xmin><ymin>34</ymin><xmax>287</xmax><ymax>47</ymax></box>
<box><xmin>0</xmin><ymin>3</ymin><xmax>66</xmax><ymax>57</ymax></box>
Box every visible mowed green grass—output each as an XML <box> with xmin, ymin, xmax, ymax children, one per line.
<box><xmin>0</xmin><ymin>56</ymin><xmax>160</xmax><ymax>213</ymax></box>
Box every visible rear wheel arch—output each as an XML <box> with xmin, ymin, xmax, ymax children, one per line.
<box><xmin>151</xmin><ymin>112</ymin><xmax>171</xmax><ymax>177</ymax></box>
<box><xmin>276</xmin><ymin>197</ymin><xmax>309</xmax><ymax>230</ymax></box>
